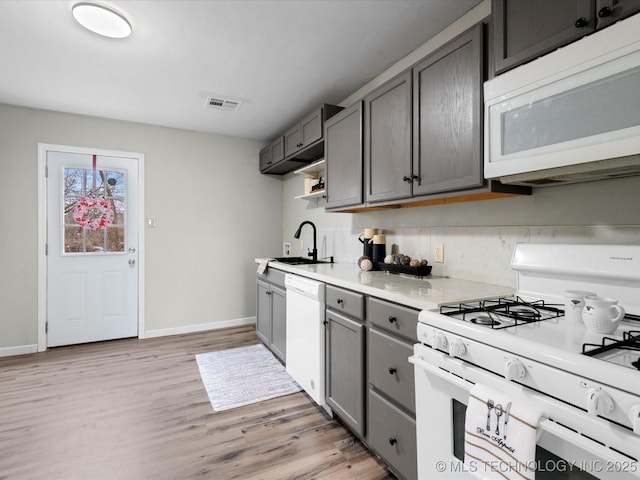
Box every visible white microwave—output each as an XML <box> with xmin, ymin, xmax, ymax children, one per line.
<box><xmin>484</xmin><ymin>14</ymin><xmax>640</xmax><ymax>187</ymax></box>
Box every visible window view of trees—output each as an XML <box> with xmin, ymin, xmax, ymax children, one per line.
<box><xmin>63</xmin><ymin>167</ymin><xmax>126</xmax><ymax>254</ymax></box>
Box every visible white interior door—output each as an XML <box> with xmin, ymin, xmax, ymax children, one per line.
<box><xmin>46</xmin><ymin>149</ymin><xmax>139</xmax><ymax>347</ymax></box>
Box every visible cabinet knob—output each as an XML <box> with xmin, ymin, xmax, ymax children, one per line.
<box><xmin>388</xmin><ymin>316</ymin><xmax>397</xmax><ymax>323</ymax></box>
<box><xmin>402</xmin><ymin>175</ymin><xmax>412</xmax><ymax>183</ymax></box>
<box><xmin>388</xmin><ymin>437</ymin><xmax>398</xmax><ymax>446</ymax></box>
<box><xmin>388</xmin><ymin>367</ymin><xmax>397</xmax><ymax>375</ymax></box>
<box><xmin>265</xmin><ymin>291</ymin><xmax>272</xmax><ymax>296</ymax></box>
<box><xmin>323</xmin><ymin>320</ymin><xmax>328</xmax><ymax>325</ymax></box>
<box><xmin>336</xmin><ymin>298</ymin><xmax>343</xmax><ymax>305</ymax></box>
<box><xmin>574</xmin><ymin>17</ymin><xmax>588</xmax><ymax>28</ymax></box>
<box><xmin>598</xmin><ymin>6</ymin><xmax>612</xmax><ymax>17</ymax></box>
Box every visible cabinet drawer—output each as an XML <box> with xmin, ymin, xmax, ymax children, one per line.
<box><xmin>368</xmin><ymin>389</ymin><xmax>417</xmax><ymax>480</ymax></box>
<box><xmin>326</xmin><ymin>285</ymin><xmax>364</xmax><ymax>320</ymax></box>
<box><xmin>368</xmin><ymin>297</ymin><xmax>418</xmax><ymax>342</ymax></box>
<box><xmin>257</xmin><ymin>268</ymin><xmax>286</xmax><ymax>289</ymax></box>
<box><xmin>368</xmin><ymin>328</ymin><xmax>415</xmax><ymax>414</ymax></box>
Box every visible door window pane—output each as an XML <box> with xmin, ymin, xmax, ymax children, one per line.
<box><xmin>63</xmin><ymin>167</ymin><xmax>126</xmax><ymax>254</ymax></box>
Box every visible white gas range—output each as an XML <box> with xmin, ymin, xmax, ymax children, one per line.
<box><xmin>411</xmin><ymin>244</ymin><xmax>640</xmax><ymax>480</ymax></box>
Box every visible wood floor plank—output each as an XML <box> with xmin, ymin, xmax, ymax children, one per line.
<box><xmin>0</xmin><ymin>326</ymin><xmax>394</xmax><ymax>480</ymax></box>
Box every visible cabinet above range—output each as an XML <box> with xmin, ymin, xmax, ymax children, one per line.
<box><xmin>259</xmin><ymin>103</ymin><xmax>343</xmax><ymax>175</ymax></box>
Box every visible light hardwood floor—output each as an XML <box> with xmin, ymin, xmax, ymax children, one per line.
<box><xmin>0</xmin><ymin>326</ymin><xmax>394</xmax><ymax>480</ymax></box>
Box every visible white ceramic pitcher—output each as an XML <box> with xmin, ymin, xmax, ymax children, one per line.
<box><xmin>582</xmin><ymin>296</ymin><xmax>625</xmax><ymax>334</ymax></box>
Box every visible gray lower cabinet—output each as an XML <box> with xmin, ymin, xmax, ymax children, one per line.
<box><xmin>256</xmin><ymin>270</ymin><xmax>286</xmax><ymax>362</ymax></box>
<box><xmin>364</xmin><ymin>71</ymin><xmax>412</xmax><ymax>203</ymax></box>
<box><xmin>368</xmin><ymin>390</ymin><xmax>417</xmax><ymax>480</ymax></box>
<box><xmin>367</xmin><ymin>297</ymin><xmax>418</xmax><ymax>480</ymax></box>
<box><xmin>412</xmin><ymin>23</ymin><xmax>483</xmax><ymax>196</ymax></box>
<box><xmin>324</xmin><ymin>101</ymin><xmax>363</xmax><ymax>209</ymax></box>
<box><xmin>325</xmin><ymin>285</ymin><xmax>365</xmax><ymax>437</ymax></box>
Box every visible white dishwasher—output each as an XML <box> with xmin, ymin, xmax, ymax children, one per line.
<box><xmin>285</xmin><ymin>274</ymin><xmax>327</xmax><ymax>410</ymax></box>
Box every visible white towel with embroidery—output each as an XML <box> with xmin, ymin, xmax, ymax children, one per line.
<box><xmin>464</xmin><ymin>384</ymin><xmax>543</xmax><ymax>480</ymax></box>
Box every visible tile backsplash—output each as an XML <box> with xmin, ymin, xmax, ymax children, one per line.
<box><xmin>309</xmin><ymin>225</ymin><xmax>640</xmax><ymax>288</ymax></box>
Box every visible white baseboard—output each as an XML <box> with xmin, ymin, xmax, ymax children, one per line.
<box><xmin>0</xmin><ymin>344</ymin><xmax>38</xmax><ymax>358</ymax></box>
<box><xmin>143</xmin><ymin>316</ymin><xmax>256</xmax><ymax>339</ymax></box>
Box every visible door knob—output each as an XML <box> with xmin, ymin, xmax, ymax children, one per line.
<box><xmin>128</xmin><ymin>247</ymin><xmax>136</xmax><ymax>253</ymax></box>
<box><xmin>128</xmin><ymin>259</ymin><xmax>136</xmax><ymax>266</ymax></box>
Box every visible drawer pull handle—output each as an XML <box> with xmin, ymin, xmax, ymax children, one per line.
<box><xmin>389</xmin><ymin>437</ymin><xmax>397</xmax><ymax>446</ymax></box>
<box><xmin>388</xmin><ymin>316</ymin><xmax>397</xmax><ymax>323</ymax></box>
<box><xmin>336</xmin><ymin>298</ymin><xmax>344</xmax><ymax>305</ymax></box>
<box><xmin>388</xmin><ymin>367</ymin><xmax>397</xmax><ymax>375</ymax></box>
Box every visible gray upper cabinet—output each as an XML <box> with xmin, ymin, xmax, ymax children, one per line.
<box><xmin>284</xmin><ymin>104</ymin><xmax>343</xmax><ymax>159</ymax></box>
<box><xmin>596</xmin><ymin>0</ymin><xmax>640</xmax><ymax>29</ymax></box>
<box><xmin>493</xmin><ymin>0</ymin><xmax>640</xmax><ymax>75</ymax></box>
<box><xmin>261</xmin><ymin>103</ymin><xmax>342</xmax><ymax>175</ymax></box>
<box><xmin>412</xmin><ymin>23</ymin><xmax>484</xmax><ymax>196</ymax></box>
<box><xmin>364</xmin><ymin>71</ymin><xmax>413</xmax><ymax>203</ymax></box>
<box><xmin>325</xmin><ymin>101</ymin><xmax>363</xmax><ymax>209</ymax></box>
<box><xmin>259</xmin><ymin>137</ymin><xmax>288</xmax><ymax>173</ymax></box>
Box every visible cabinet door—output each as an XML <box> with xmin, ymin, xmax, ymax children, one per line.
<box><xmin>271</xmin><ymin>137</ymin><xmax>285</xmax><ymax>164</ymax></box>
<box><xmin>259</xmin><ymin>145</ymin><xmax>272</xmax><ymax>172</ymax></box>
<box><xmin>256</xmin><ymin>280</ymin><xmax>271</xmax><ymax>345</ymax></box>
<box><xmin>364</xmin><ymin>71</ymin><xmax>412</xmax><ymax>203</ymax></box>
<box><xmin>325</xmin><ymin>310</ymin><xmax>365</xmax><ymax>437</ymax></box>
<box><xmin>412</xmin><ymin>24</ymin><xmax>484</xmax><ymax>196</ymax></box>
<box><xmin>284</xmin><ymin>124</ymin><xmax>302</xmax><ymax>157</ymax></box>
<box><xmin>325</xmin><ymin>101</ymin><xmax>363</xmax><ymax>209</ymax></box>
<box><xmin>595</xmin><ymin>0</ymin><xmax>640</xmax><ymax>29</ymax></box>
<box><xmin>493</xmin><ymin>0</ymin><xmax>594</xmax><ymax>75</ymax></box>
<box><xmin>270</xmin><ymin>286</ymin><xmax>286</xmax><ymax>362</ymax></box>
<box><xmin>368</xmin><ymin>389</ymin><xmax>417</xmax><ymax>480</ymax></box>
<box><xmin>300</xmin><ymin>108</ymin><xmax>323</xmax><ymax>148</ymax></box>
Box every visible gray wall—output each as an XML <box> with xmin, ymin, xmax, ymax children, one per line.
<box><xmin>0</xmin><ymin>103</ymin><xmax>283</xmax><ymax>349</ymax></box>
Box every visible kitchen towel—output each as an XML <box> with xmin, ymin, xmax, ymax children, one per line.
<box><xmin>464</xmin><ymin>384</ymin><xmax>543</xmax><ymax>480</ymax></box>
<box><xmin>256</xmin><ymin>258</ymin><xmax>275</xmax><ymax>274</ymax></box>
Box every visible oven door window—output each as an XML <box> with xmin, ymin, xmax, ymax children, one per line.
<box><xmin>451</xmin><ymin>399</ymin><xmax>598</xmax><ymax>480</ymax></box>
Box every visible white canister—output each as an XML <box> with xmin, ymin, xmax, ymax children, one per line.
<box><xmin>563</xmin><ymin>290</ymin><xmax>597</xmax><ymax>324</ymax></box>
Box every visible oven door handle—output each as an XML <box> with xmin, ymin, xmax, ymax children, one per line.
<box><xmin>409</xmin><ymin>354</ymin><xmax>473</xmax><ymax>392</ymax></box>
<box><xmin>410</xmin><ymin>354</ymin><xmax>640</xmax><ymax>470</ymax></box>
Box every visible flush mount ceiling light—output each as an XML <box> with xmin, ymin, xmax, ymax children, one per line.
<box><xmin>72</xmin><ymin>3</ymin><xmax>132</xmax><ymax>38</ymax></box>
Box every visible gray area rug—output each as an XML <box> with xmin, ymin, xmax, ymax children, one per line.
<box><xmin>196</xmin><ymin>343</ymin><xmax>302</xmax><ymax>412</ymax></box>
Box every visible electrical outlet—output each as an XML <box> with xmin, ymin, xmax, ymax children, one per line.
<box><xmin>434</xmin><ymin>243</ymin><xmax>444</xmax><ymax>263</ymax></box>
<box><xmin>283</xmin><ymin>242</ymin><xmax>291</xmax><ymax>256</ymax></box>
<box><xmin>300</xmin><ymin>240</ymin><xmax>304</xmax><ymax>250</ymax></box>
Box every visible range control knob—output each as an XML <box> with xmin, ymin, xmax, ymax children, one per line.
<box><xmin>504</xmin><ymin>359</ymin><xmax>525</xmax><ymax>381</ymax></box>
<box><xmin>432</xmin><ymin>332</ymin><xmax>448</xmax><ymax>351</ymax></box>
<box><xmin>449</xmin><ymin>339</ymin><xmax>466</xmax><ymax>357</ymax></box>
<box><xmin>586</xmin><ymin>388</ymin><xmax>614</xmax><ymax>416</ymax></box>
<box><xmin>629</xmin><ymin>405</ymin><xmax>640</xmax><ymax>435</ymax></box>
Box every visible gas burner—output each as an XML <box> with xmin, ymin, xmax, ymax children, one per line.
<box><xmin>508</xmin><ymin>305</ymin><xmax>541</xmax><ymax>319</ymax></box>
<box><xmin>632</xmin><ymin>358</ymin><xmax>640</xmax><ymax>370</ymax></box>
<box><xmin>469</xmin><ymin>314</ymin><xmax>501</xmax><ymax>327</ymax></box>
<box><xmin>583</xmin><ymin>330</ymin><xmax>640</xmax><ymax>369</ymax></box>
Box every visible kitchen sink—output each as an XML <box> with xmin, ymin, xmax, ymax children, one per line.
<box><xmin>273</xmin><ymin>256</ymin><xmax>333</xmax><ymax>265</ymax></box>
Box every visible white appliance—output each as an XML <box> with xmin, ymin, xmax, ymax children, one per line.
<box><xmin>285</xmin><ymin>274</ymin><xmax>327</xmax><ymax>410</ymax></box>
<box><xmin>411</xmin><ymin>244</ymin><xmax>640</xmax><ymax>480</ymax></box>
<box><xmin>484</xmin><ymin>13</ymin><xmax>640</xmax><ymax>187</ymax></box>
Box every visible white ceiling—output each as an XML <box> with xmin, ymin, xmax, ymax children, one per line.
<box><xmin>0</xmin><ymin>0</ymin><xmax>481</xmax><ymax>141</ymax></box>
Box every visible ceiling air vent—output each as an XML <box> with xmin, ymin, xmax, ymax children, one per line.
<box><xmin>205</xmin><ymin>97</ymin><xmax>241</xmax><ymax>112</ymax></box>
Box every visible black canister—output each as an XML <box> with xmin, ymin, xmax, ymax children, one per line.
<box><xmin>370</xmin><ymin>234</ymin><xmax>386</xmax><ymax>270</ymax></box>
<box><xmin>358</xmin><ymin>228</ymin><xmax>377</xmax><ymax>259</ymax></box>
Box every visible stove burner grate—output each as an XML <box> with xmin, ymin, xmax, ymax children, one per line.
<box><xmin>583</xmin><ymin>331</ymin><xmax>640</xmax><ymax>370</ymax></box>
<box><xmin>440</xmin><ymin>296</ymin><xmax>563</xmax><ymax>329</ymax></box>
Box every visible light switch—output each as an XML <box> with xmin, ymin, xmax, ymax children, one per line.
<box><xmin>147</xmin><ymin>216</ymin><xmax>157</xmax><ymax>228</ymax></box>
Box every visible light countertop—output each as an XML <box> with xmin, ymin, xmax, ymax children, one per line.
<box><xmin>256</xmin><ymin>259</ymin><xmax>514</xmax><ymax>311</ymax></box>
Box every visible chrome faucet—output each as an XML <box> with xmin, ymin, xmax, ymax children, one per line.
<box><xmin>293</xmin><ymin>221</ymin><xmax>317</xmax><ymax>262</ymax></box>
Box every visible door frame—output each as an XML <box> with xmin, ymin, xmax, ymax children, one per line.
<box><xmin>37</xmin><ymin>143</ymin><xmax>146</xmax><ymax>352</ymax></box>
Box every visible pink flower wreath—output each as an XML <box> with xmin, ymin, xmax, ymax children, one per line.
<box><xmin>71</xmin><ymin>196</ymin><xmax>114</xmax><ymax>230</ymax></box>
